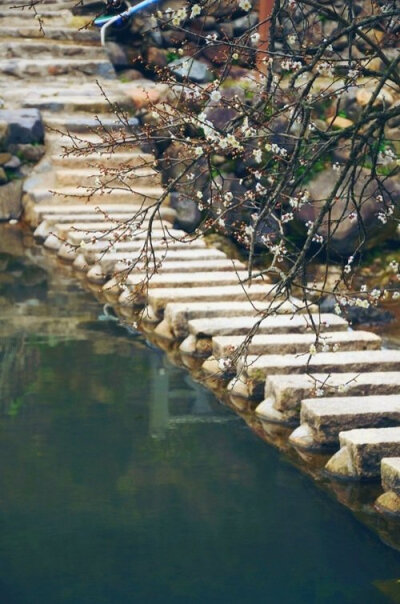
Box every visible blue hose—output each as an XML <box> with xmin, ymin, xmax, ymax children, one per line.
<box><xmin>95</xmin><ymin>0</ymin><xmax>160</xmax><ymax>28</ymax></box>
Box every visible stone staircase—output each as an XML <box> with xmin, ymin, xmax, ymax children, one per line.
<box><xmin>2</xmin><ymin>0</ymin><xmax>400</xmax><ymax>528</ymax></box>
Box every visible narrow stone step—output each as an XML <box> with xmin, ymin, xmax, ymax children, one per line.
<box><xmin>325</xmin><ymin>427</ymin><xmax>400</xmax><ymax>480</ymax></box>
<box><xmin>230</xmin><ymin>350</ymin><xmax>400</xmax><ymax>399</ymax></box>
<box><xmin>0</xmin><ymin>26</ymin><xmax>100</xmax><ymax>42</ymax></box>
<box><xmin>88</xmin><ymin>257</ymin><xmax>242</xmax><ymax>284</ymax></box>
<box><xmin>120</xmin><ymin>272</ymin><xmax>268</xmax><ymax>306</ymax></box>
<box><xmin>0</xmin><ymin>58</ymin><xmax>114</xmax><ymax>79</ymax></box>
<box><xmin>256</xmin><ymin>371</ymin><xmax>400</xmax><ymax>425</ymax></box>
<box><xmin>26</xmin><ymin>185</ymin><xmax>164</xmax><ymax>205</ymax></box>
<box><xmin>51</xmin><ymin>152</ymin><xmax>154</xmax><ymax>169</ymax></box>
<box><xmin>78</xmin><ymin>236</ymin><xmax>200</xmax><ymax>262</ymax></box>
<box><xmin>87</xmin><ymin>250</ymin><xmax>232</xmax><ymax>290</ymax></box>
<box><xmin>289</xmin><ymin>395</ymin><xmax>400</xmax><ymax>450</ymax></box>
<box><xmin>23</xmin><ymin>93</ymin><xmax>132</xmax><ymax>112</ymax></box>
<box><xmin>0</xmin><ymin>39</ymin><xmax>106</xmax><ymax>60</ymax></box>
<box><xmin>154</xmin><ymin>299</ymin><xmax>315</xmax><ymax>339</ymax></box>
<box><xmin>0</xmin><ymin>11</ymin><xmax>71</xmax><ymax>25</ymax></box>
<box><xmin>180</xmin><ymin>313</ymin><xmax>348</xmax><ymax>357</ymax></box>
<box><xmin>44</xmin><ymin>218</ymin><xmax>177</xmax><ymax>253</ymax></box>
<box><xmin>25</xmin><ymin>202</ymin><xmax>165</xmax><ymax>227</ymax></box>
<box><xmin>44</xmin><ymin>114</ymin><xmax>139</xmax><ymax>133</ymax></box>
<box><xmin>55</xmin><ymin>168</ymin><xmax>160</xmax><ymax>187</ymax></box>
<box><xmin>212</xmin><ymin>331</ymin><xmax>380</xmax><ymax>359</ymax></box>
<box><xmin>148</xmin><ymin>284</ymin><xmax>288</xmax><ymax>319</ymax></box>
<box><xmin>33</xmin><ymin>213</ymin><xmax>176</xmax><ymax>240</ymax></box>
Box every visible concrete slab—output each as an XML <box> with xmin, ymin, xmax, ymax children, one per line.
<box><xmin>289</xmin><ymin>395</ymin><xmax>400</xmax><ymax>449</ymax></box>
<box><xmin>257</xmin><ymin>371</ymin><xmax>400</xmax><ymax>424</ymax></box>
<box><xmin>148</xmin><ymin>283</ymin><xmax>283</xmax><ymax>318</ymax></box>
<box><xmin>212</xmin><ymin>331</ymin><xmax>380</xmax><ymax>359</ymax></box>
<box><xmin>325</xmin><ymin>427</ymin><xmax>400</xmax><ymax>480</ymax></box>
<box><xmin>157</xmin><ymin>299</ymin><xmax>317</xmax><ymax>339</ymax></box>
<box><xmin>232</xmin><ymin>350</ymin><xmax>400</xmax><ymax>399</ymax></box>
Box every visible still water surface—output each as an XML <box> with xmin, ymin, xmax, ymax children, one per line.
<box><xmin>0</xmin><ymin>226</ymin><xmax>400</xmax><ymax>604</ymax></box>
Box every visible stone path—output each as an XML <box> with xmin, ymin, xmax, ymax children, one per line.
<box><xmin>2</xmin><ymin>0</ymin><xmax>400</xmax><ymax>523</ymax></box>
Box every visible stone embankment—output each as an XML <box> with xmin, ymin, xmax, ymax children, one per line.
<box><xmin>2</xmin><ymin>0</ymin><xmax>400</xmax><ymax>534</ymax></box>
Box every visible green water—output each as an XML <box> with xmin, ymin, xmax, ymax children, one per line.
<box><xmin>0</xmin><ymin>225</ymin><xmax>400</xmax><ymax>604</ymax></box>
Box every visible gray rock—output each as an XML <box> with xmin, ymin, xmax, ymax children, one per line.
<box><xmin>0</xmin><ymin>180</ymin><xmax>23</xmax><ymax>221</ymax></box>
<box><xmin>8</xmin><ymin>144</ymin><xmax>45</xmax><ymax>162</ymax></box>
<box><xmin>0</xmin><ymin>109</ymin><xmax>44</xmax><ymax>145</ymax></box>
<box><xmin>3</xmin><ymin>155</ymin><xmax>21</xmax><ymax>169</ymax></box>
<box><xmin>232</xmin><ymin>12</ymin><xmax>258</xmax><ymax>35</ymax></box>
<box><xmin>104</xmin><ymin>42</ymin><xmax>130</xmax><ymax>69</ymax></box>
<box><xmin>169</xmin><ymin>58</ymin><xmax>214</xmax><ymax>83</ymax></box>
<box><xmin>170</xmin><ymin>192</ymin><xmax>202</xmax><ymax>231</ymax></box>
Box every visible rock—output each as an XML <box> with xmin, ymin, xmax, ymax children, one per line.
<box><xmin>126</xmin><ymin>84</ymin><xmax>166</xmax><ymax>109</ymax></box>
<box><xmin>232</xmin><ymin>12</ymin><xmax>258</xmax><ymax>35</ymax></box>
<box><xmin>0</xmin><ymin>109</ymin><xmax>44</xmax><ymax>145</ymax></box>
<box><xmin>0</xmin><ymin>168</ymin><xmax>7</xmax><ymax>185</ymax></box>
<box><xmin>320</xmin><ymin>294</ymin><xmax>395</xmax><ymax>326</ymax></box>
<box><xmin>202</xmin><ymin>43</ymin><xmax>231</xmax><ymax>65</ymax></box>
<box><xmin>146</xmin><ymin>46</ymin><xmax>168</xmax><ymax>68</ymax></box>
<box><xmin>169</xmin><ymin>192</ymin><xmax>202</xmax><ymax>231</ymax></box>
<box><xmin>0</xmin><ymin>120</ymin><xmax>8</xmax><ymax>149</ymax></box>
<box><xmin>297</xmin><ymin>167</ymin><xmax>400</xmax><ymax>255</ymax></box>
<box><xmin>3</xmin><ymin>155</ymin><xmax>21</xmax><ymax>169</ymax></box>
<box><xmin>8</xmin><ymin>143</ymin><xmax>45</xmax><ymax>162</ymax></box>
<box><xmin>118</xmin><ymin>69</ymin><xmax>143</xmax><ymax>81</ymax></box>
<box><xmin>104</xmin><ymin>41</ymin><xmax>130</xmax><ymax>69</ymax></box>
<box><xmin>0</xmin><ymin>152</ymin><xmax>11</xmax><ymax>166</ymax></box>
<box><xmin>0</xmin><ymin>180</ymin><xmax>23</xmax><ymax>221</ymax></box>
<box><xmin>169</xmin><ymin>57</ymin><xmax>214</xmax><ymax>83</ymax></box>
<box><xmin>329</xmin><ymin>115</ymin><xmax>354</xmax><ymax>129</ymax></box>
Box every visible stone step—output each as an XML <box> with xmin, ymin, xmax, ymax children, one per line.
<box><xmin>23</xmin><ymin>93</ymin><xmax>131</xmax><ymax>112</ymax></box>
<box><xmin>88</xmin><ymin>256</ymin><xmax>242</xmax><ymax>284</ymax></box>
<box><xmin>45</xmin><ymin>131</ymin><xmax>141</xmax><ymax>152</ymax></box>
<box><xmin>180</xmin><ymin>314</ymin><xmax>348</xmax><ymax>357</ymax></box>
<box><xmin>2</xmin><ymin>0</ymin><xmax>81</xmax><ymax>9</ymax></box>
<box><xmin>0</xmin><ymin>26</ymin><xmax>100</xmax><ymax>42</ymax></box>
<box><xmin>0</xmin><ymin>11</ymin><xmax>72</xmax><ymax>25</ymax></box>
<box><xmin>44</xmin><ymin>113</ymin><xmax>140</xmax><ymax>133</ymax></box>
<box><xmin>212</xmin><ymin>331</ymin><xmax>380</xmax><ymax>360</ymax></box>
<box><xmin>55</xmin><ymin>167</ymin><xmax>160</xmax><ymax>187</ymax></box>
<box><xmin>43</xmin><ymin>217</ymin><xmax>177</xmax><ymax>252</ymax></box>
<box><xmin>230</xmin><ymin>350</ymin><xmax>400</xmax><ymax>399</ymax></box>
<box><xmin>256</xmin><ymin>371</ymin><xmax>400</xmax><ymax>425</ymax></box>
<box><xmin>289</xmin><ymin>395</ymin><xmax>400</xmax><ymax>450</ymax></box>
<box><xmin>148</xmin><ymin>284</ymin><xmax>288</xmax><ymax>319</ymax></box>
<box><xmin>26</xmin><ymin>185</ymin><xmax>164</xmax><ymax>205</ymax></box>
<box><xmin>51</xmin><ymin>152</ymin><xmax>154</xmax><ymax>169</ymax></box>
<box><xmin>25</xmin><ymin>202</ymin><xmax>165</xmax><ymax>227</ymax></box>
<box><xmin>120</xmin><ymin>272</ymin><xmax>267</xmax><ymax>306</ymax></box>
<box><xmin>33</xmin><ymin>213</ymin><xmax>177</xmax><ymax>240</ymax></box>
<box><xmin>0</xmin><ymin>58</ymin><xmax>114</xmax><ymax>79</ymax></box>
<box><xmin>77</xmin><ymin>237</ymin><xmax>201</xmax><ymax>264</ymax></box>
<box><xmin>325</xmin><ymin>427</ymin><xmax>400</xmax><ymax>480</ymax></box>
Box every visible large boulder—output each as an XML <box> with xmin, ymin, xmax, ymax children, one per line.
<box><xmin>0</xmin><ymin>109</ymin><xmax>44</xmax><ymax>145</ymax></box>
<box><xmin>168</xmin><ymin>57</ymin><xmax>214</xmax><ymax>83</ymax></box>
<box><xmin>297</xmin><ymin>167</ymin><xmax>400</xmax><ymax>256</ymax></box>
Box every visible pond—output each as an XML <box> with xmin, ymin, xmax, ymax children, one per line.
<box><xmin>0</xmin><ymin>224</ymin><xmax>400</xmax><ymax>604</ymax></box>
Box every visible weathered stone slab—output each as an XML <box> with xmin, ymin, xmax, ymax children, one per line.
<box><xmin>257</xmin><ymin>371</ymin><xmax>400</xmax><ymax>424</ymax></box>
<box><xmin>325</xmin><ymin>427</ymin><xmax>400</xmax><ymax>480</ymax></box>
<box><xmin>55</xmin><ymin>167</ymin><xmax>160</xmax><ymax>187</ymax></box>
<box><xmin>187</xmin><ymin>313</ymin><xmax>348</xmax><ymax>338</ymax></box>
<box><xmin>180</xmin><ymin>313</ymin><xmax>347</xmax><ymax>356</ymax></box>
<box><xmin>119</xmin><ymin>273</ymin><xmax>268</xmax><ymax>306</ymax></box>
<box><xmin>88</xmin><ymin>257</ymin><xmax>243</xmax><ymax>284</ymax></box>
<box><xmin>52</xmin><ymin>152</ymin><xmax>153</xmax><ymax>169</ymax></box>
<box><xmin>148</xmin><ymin>283</ymin><xmax>281</xmax><ymax>318</ymax></box>
<box><xmin>153</xmin><ymin>299</ymin><xmax>311</xmax><ymax>339</ymax></box>
<box><xmin>27</xmin><ymin>202</ymin><xmax>171</xmax><ymax>226</ymax></box>
<box><xmin>27</xmin><ymin>185</ymin><xmax>164</xmax><ymax>206</ymax></box>
<box><xmin>289</xmin><ymin>395</ymin><xmax>400</xmax><ymax>450</ymax></box>
<box><xmin>232</xmin><ymin>350</ymin><xmax>400</xmax><ymax>399</ymax></box>
<box><xmin>212</xmin><ymin>331</ymin><xmax>380</xmax><ymax>359</ymax></box>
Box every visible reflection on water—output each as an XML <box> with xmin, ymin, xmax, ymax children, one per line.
<box><xmin>0</xmin><ymin>224</ymin><xmax>400</xmax><ymax>604</ymax></box>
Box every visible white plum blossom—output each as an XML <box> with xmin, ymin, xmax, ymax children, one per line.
<box><xmin>190</xmin><ymin>4</ymin><xmax>201</xmax><ymax>18</ymax></box>
<box><xmin>239</xmin><ymin>0</ymin><xmax>251</xmax><ymax>11</ymax></box>
<box><xmin>210</xmin><ymin>89</ymin><xmax>222</xmax><ymax>102</ymax></box>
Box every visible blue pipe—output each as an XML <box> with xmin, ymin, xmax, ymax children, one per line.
<box><xmin>99</xmin><ymin>0</ymin><xmax>160</xmax><ymax>45</ymax></box>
